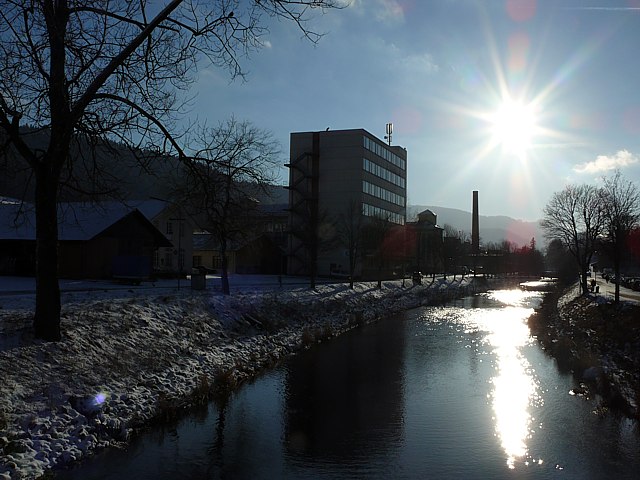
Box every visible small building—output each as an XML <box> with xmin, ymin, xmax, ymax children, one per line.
<box><xmin>406</xmin><ymin>209</ymin><xmax>444</xmax><ymax>274</ymax></box>
<box><xmin>0</xmin><ymin>200</ymin><xmax>171</xmax><ymax>279</ymax></box>
<box><xmin>192</xmin><ymin>232</ymin><xmax>284</xmax><ymax>275</ymax></box>
<box><xmin>135</xmin><ymin>199</ymin><xmax>195</xmax><ymax>277</ymax></box>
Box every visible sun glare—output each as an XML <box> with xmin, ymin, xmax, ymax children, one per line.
<box><xmin>490</xmin><ymin>99</ymin><xmax>538</xmax><ymax>155</ymax></box>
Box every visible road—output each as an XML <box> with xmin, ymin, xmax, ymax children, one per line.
<box><xmin>592</xmin><ymin>273</ymin><xmax>640</xmax><ymax>304</ymax></box>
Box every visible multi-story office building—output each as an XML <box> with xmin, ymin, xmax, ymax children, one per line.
<box><xmin>287</xmin><ymin>128</ymin><xmax>407</xmax><ymax>278</ymax></box>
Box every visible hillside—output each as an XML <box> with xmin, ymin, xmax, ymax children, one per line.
<box><xmin>408</xmin><ymin>205</ymin><xmax>544</xmax><ymax>248</ymax></box>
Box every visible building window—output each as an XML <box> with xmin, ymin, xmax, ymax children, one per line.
<box><xmin>166</xmin><ymin>221</ymin><xmax>173</xmax><ymax>235</ymax></box>
<box><xmin>363</xmin><ymin>158</ymin><xmax>406</xmax><ymax>188</ymax></box>
<box><xmin>363</xmin><ymin>136</ymin><xmax>406</xmax><ymax>170</ymax></box>
<box><xmin>193</xmin><ymin>255</ymin><xmax>202</xmax><ymax>267</ymax></box>
<box><xmin>362</xmin><ymin>180</ymin><xmax>405</xmax><ymax>207</ymax></box>
<box><xmin>362</xmin><ymin>202</ymin><xmax>405</xmax><ymax>225</ymax></box>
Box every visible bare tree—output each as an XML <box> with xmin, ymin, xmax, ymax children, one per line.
<box><xmin>442</xmin><ymin>224</ymin><xmax>469</xmax><ymax>279</ymax></box>
<box><xmin>172</xmin><ymin>118</ymin><xmax>280</xmax><ymax>295</ymax></box>
<box><xmin>600</xmin><ymin>170</ymin><xmax>640</xmax><ymax>303</ymax></box>
<box><xmin>363</xmin><ymin>213</ymin><xmax>394</xmax><ymax>289</ymax></box>
<box><xmin>545</xmin><ymin>238</ymin><xmax>577</xmax><ymax>284</ymax></box>
<box><xmin>0</xmin><ymin>0</ymin><xmax>343</xmax><ymax>340</ymax></box>
<box><xmin>336</xmin><ymin>199</ymin><xmax>364</xmax><ymax>289</ymax></box>
<box><xmin>541</xmin><ymin>184</ymin><xmax>605</xmax><ymax>295</ymax></box>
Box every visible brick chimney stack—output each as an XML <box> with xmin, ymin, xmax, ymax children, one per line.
<box><xmin>472</xmin><ymin>190</ymin><xmax>479</xmax><ymax>255</ymax></box>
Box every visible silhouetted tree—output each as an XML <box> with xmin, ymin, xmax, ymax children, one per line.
<box><xmin>545</xmin><ymin>238</ymin><xmax>576</xmax><ymax>284</ymax></box>
<box><xmin>0</xmin><ymin>0</ymin><xmax>342</xmax><ymax>340</ymax></box>
<box><xmin>336</xmin><ymin>199</ymin><xmax>364</xmax><ymax>289</ymax></box>
<box><xmin>364</xmin><ymin>214</ymin><xmax>394</xmax><ymax>289</ymax></box>
<box><xmin>172</xmin><ymin>118</ymin><xmax>280</xmax><ymax>295</ymax></box>
<box><xmin>442</xmin><ymin>224</ymin><xmax>469</xmax><ymax>279</ymax></box>
<box><xmin>600</xmin><ymin>170</ymin><xmax>640</xmax><ymax>303</ymax></box>
<box><xmin>541</xmin><ymin>184</ymin><xmax>605</xmax><ymax>295</ymax></box>
<box><xmin>513</xmin><ymin>237</ymin><xmax>544</xmax><ymax>277</ymax></box>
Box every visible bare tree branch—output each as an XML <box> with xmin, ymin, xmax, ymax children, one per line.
<box><xmin>0</xmin><ymin>0</ymin><xmax>344</xmax><ymax>341</ymax></box>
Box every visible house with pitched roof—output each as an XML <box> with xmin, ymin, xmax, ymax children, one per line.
<box><xmin>0</xmin><ymin>200</ymin><xmax>172</xmax><ymax>279</ymax></box>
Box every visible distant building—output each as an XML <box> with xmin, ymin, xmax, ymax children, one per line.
<box><xmin>191</xmin><ymin>202</ymin><xmax>289</xmax><ymax>275</ymax></box>
<box><xmin>406</xmin><ymin>209</ymin><xmax>444</xmax><ymax>274</ymax></box>
<box><xmin>138</xmin><ymin>200</ymin><xmax>195</xmax><ymax>277</ymax></box>
<box><xmin>286</xmin><ymin>128</ymin><xmax>407</xmax><ymax>278</ymax></box>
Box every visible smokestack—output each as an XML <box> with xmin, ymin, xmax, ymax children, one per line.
<box><xmin>472</xmin><ymin>190</ymin><xmax>479</xmax><ymax>255</ymax></box>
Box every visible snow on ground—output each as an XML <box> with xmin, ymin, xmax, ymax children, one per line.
<box><xmin>0</xmin><ymin>274</ymin><xmax>481</xmax><ymax>479</ymax></box>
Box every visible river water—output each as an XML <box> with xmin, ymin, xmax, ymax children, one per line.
<box><xmin>57</xmin><ymin>289</ymin><xmax>640</xmax><ymax>479</ymax></box>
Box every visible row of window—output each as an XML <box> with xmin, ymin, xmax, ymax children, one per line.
<box><xmin>363</xmin><ymin>158</ymin><xmax>406</xmax><ymax>188</ymax></box>
<box><xmin>362</xmin><ymin>203</ymin><xmax>405</xmax><ymax>225</ymax></box>
<box><xmin>363</xmin><ymin>136</ymin><xmax>406</xmax><ymax>170</ymax></box>
<box><xmin>363</xmin><ymin>180</ymin><xmax>405</xmax><ymax>207</ymax></box>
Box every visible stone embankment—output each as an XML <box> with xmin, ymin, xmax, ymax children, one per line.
<box><xmin>528</xmin><ymin>285</ymin><xmax>640</xmax><ymax>418</ymax></box>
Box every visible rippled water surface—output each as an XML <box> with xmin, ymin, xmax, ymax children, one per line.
<box><xmin>58</xmin><ymin>290</ymin><xmax>640</xmax><ymax>479</ymax></box>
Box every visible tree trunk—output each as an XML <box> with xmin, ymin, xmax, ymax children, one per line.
<box><xmin>309</xmin><ymin>241</ymin><xmax>317</xmax><ymax>290</ymax></box>
<box><xmin>33</xmin><ymin>167</ymin><xmax>62</xmax><ymax>341</ymax></box>
<box><xmin>614</xmin><ymin>247</ymin><xmax>621</xmax><ymax>304</ymax></box>
<box><xmin>580</xmin><ymin>271</ymin><xmax>589</xmax><ymax>295</ymax></box>
<box><xmin>220</xmin><ymin>241</ymin><xmax>230</xmax><ymax>295</ymax></box>
<box><xmin>348</xmin><ymin>254</ymin><xmax>355</xmax><ymax>289</ymax></box>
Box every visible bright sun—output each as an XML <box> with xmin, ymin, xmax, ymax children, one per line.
<box><xmin>489</xmin><ymin>99</ymin><xmax>538</xmax><ymax>155</ymax></box>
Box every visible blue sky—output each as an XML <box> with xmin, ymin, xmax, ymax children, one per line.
<box><xmin>189</xmin><ymin>0</ymin><xmax>640</xmax><ymax>221</ymax></box>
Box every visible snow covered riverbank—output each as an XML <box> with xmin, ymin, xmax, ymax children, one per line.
<box><xmin>1</xmin><ymin>276</ymin><xmax>485</xmax><ymax>479</ymax></box>
<box><xmin>528</xmin><ymin>284</ymin><xmax>640</xmax><ymax>419</ymax></box>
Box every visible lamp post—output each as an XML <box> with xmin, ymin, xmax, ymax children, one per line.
<box><xmin>169</xmin><ymin>214</ymin><xmax>184</xmax><ymax>291</ymax></box>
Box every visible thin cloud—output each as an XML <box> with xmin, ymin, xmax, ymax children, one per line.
<box><xmin>400</xmin><ymin>52</ymin><xmax>440</xmax><ymax>75</ymax></box>
<box><xmin>350</xmin><ymin>0</ymin><xmax>406</xmax><ymax>24</ymax></box>
<box><xmin>574</xmin><ymin>149</ymin><xmax>639</xmax><ymax>174</ymax></box>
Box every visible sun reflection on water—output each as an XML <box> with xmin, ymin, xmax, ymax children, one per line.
<box><xmin>461</xmin><ymin>289</ymin><xmax>542</xmax><ymax>469</ymax></box>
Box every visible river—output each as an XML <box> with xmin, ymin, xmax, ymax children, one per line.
<box><xmin>56</xmin><ymin>289</ymin><xmax>640</xmax><ymax>479</ymax></box>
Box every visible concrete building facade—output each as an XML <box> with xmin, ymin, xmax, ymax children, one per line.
<box><xmin>287</xmin><ymin>128</ymin><xmax>407</xmax><ymax>278</ymax></box>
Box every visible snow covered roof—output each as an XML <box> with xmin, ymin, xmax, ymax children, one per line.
<box><xmin>127</xmin><ymin>199</ymin><xmax>170</xmax><ymax>220</ymax></box>
<box><xmin>0</xmin><ymin>200</ymin><xmax>170</xmax><ymax>241</ymax></box>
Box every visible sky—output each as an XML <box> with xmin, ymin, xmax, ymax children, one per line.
<box><xmin>188</xmin><ymin>0</ymin><xmax>640</xmax><ymax>222</ymax></box>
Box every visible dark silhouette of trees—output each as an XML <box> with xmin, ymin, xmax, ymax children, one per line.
<box><xmin>363</xmin><ymin>214</ymin><xmax>394</xmax><ymax>289</ymax></box>
<box><xmin>513</xmin><ymin>237</ymin><xmax>544</xmax><ymax>277</ymax></box>
<box><xmin>442</xmin><ymin>224</ymin><xmax>469</xmax><ymax>278</ymax></box>
<box><xmin>600</xmin><ymin>171</ymin><xmax>640</xmax><ymax>303</ymax></box>
<box><xmin>336</xmin><ymin>199</ymin><xmax>364</xmax><ymax>289</ymax></box>
<box><xmin>171</xmin><ymin>118</ymin><xmax>280</xmax><ymax>295</ymax></box>
<box><xmin>545</xmin><ymin>238</ymin><xmax>577</xmax><ymax>284</ymax></box>
<box><xmin>541</xmin><ymin>184</ymin><xmax>605</xmax><ymax>295</ymax></box>
<box><xmin>0</xmin><ymin>0</ymin><xmax>342</xmax><ymax>340</ymax></box>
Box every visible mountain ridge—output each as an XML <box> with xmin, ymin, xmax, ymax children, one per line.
<box><xmin>408</xmin><ymin>204</ymin><xmax>545</xmax><ymax>247</ymax></box>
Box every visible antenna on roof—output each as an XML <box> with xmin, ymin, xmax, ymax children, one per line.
<box><xmin>384</xmin><ymin>122</ymin><xmax>393</xmax><ymax>145</ymax></box>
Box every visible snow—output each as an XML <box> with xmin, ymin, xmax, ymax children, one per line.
<box><xmin>0</xmin><ymin>274</ymin><xmax>479</xmax><ymax>479</ymax></box>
